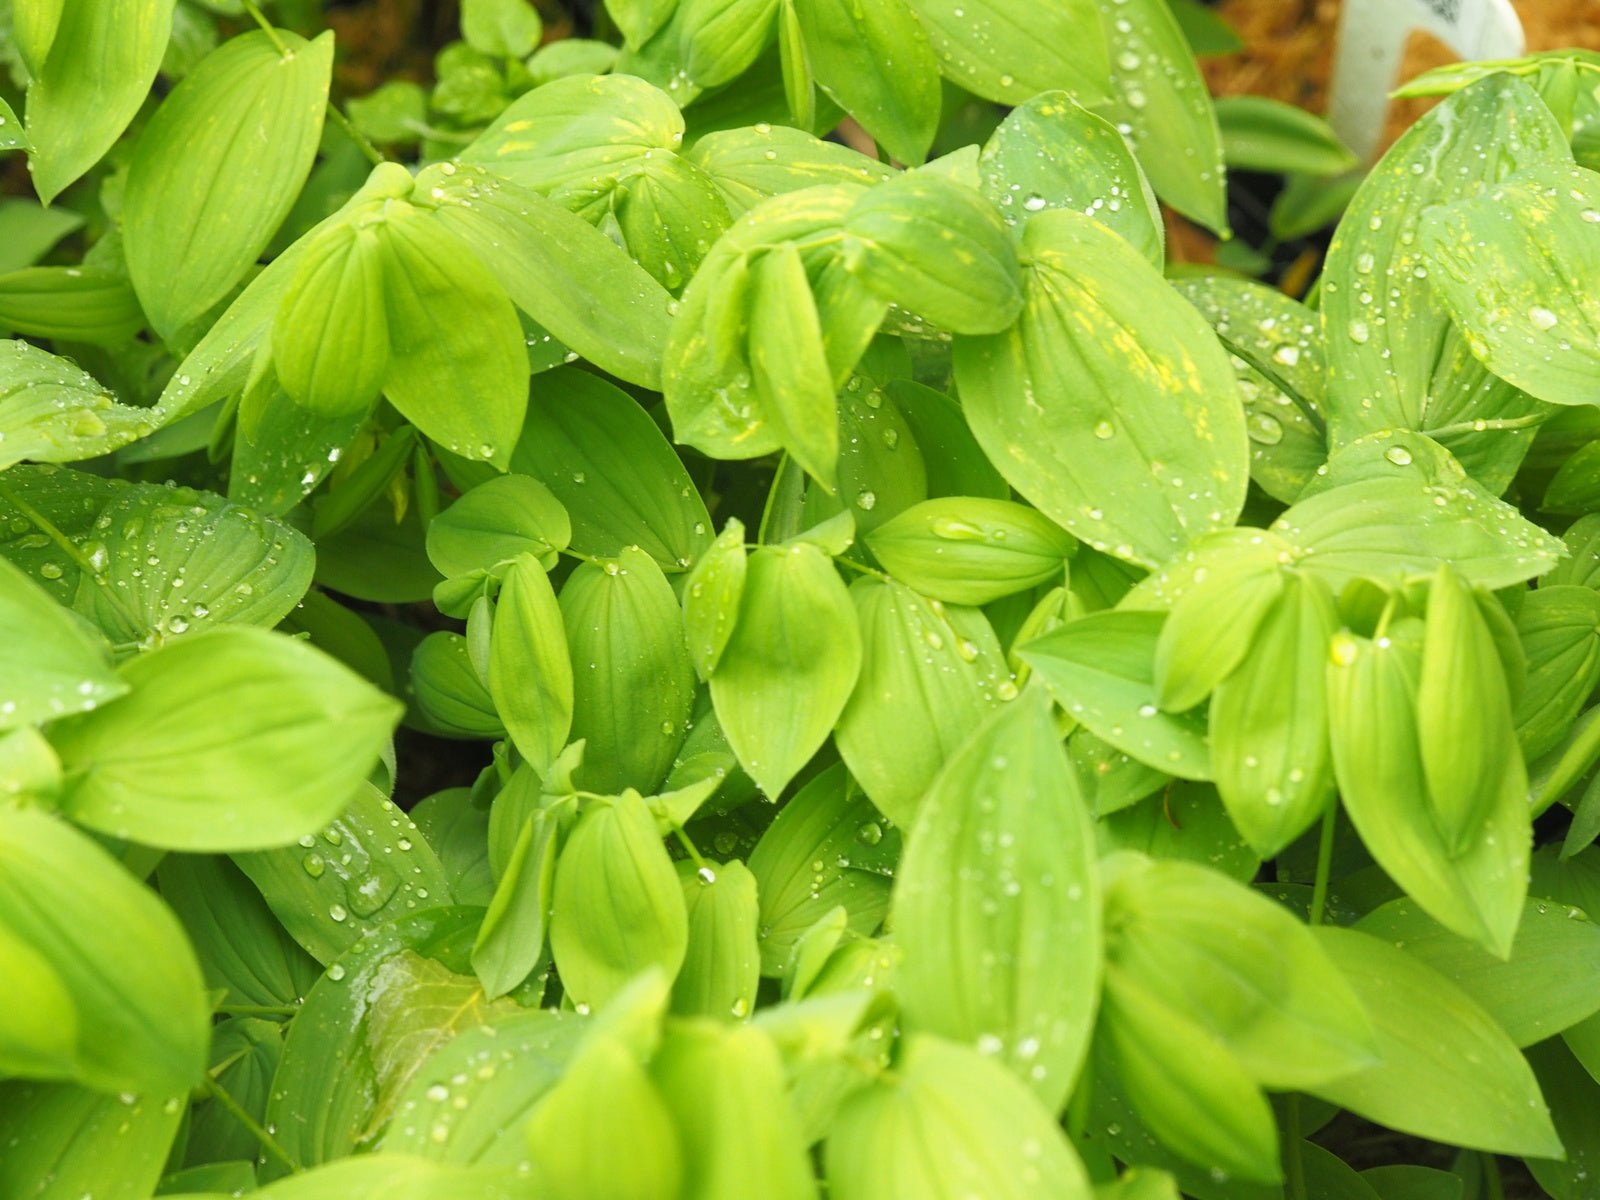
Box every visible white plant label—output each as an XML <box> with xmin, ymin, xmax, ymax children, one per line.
<box><xmin>1327</xmin><ymin>0</ymin><xmax>1525</xmax><ymax>161</ymax></box>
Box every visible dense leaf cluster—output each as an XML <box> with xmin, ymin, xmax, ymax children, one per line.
<box><xmin>4</xmin><ymin>2</ymin><xmax>1600</xmax><ymax>1198</ymax></box>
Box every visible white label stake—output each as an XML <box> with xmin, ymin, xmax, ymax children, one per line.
<box><xmin>1326</xmin><ymin>0</ymin><xmax>1525</xmax><ymax>162</ymax></box>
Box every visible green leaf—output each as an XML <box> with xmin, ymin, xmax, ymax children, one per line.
<box><xmin>684</xmin><ymin>518</ymin><xmax>747</xmax><ymax>679</ymax></box>
<box><xmin>979</xmin><ymin>92</ymin><xmax>1163</xmax><ymax>264</ymax></box>
<box><xmin>23</xmin><ymin>0</ymin><xmax>177</xmax><ymax>203</ymax></box>
<box><xmin>0</xmin><ymin>556</ymin><xmax>124</xmax><ymax>732</ymax></box>
<box><xmin>561</xmin><ymin>546</ymin><xmax>696</xmax><ymax>795</ymax></box>
<box><xmin>1152</xmin><ymin>532</ymin><xmax>1285</xmax><ymax>712</ymax></box>
<box><xmin>842</xmin><ymin>173</ymin><xmax>1023</xmax><ymax>335</ymax></box>
<box><xmin>0</xmin><ymin>265</ymin><xmax>145</xmax><ymax>344</ymax></box>
<box><xmin>1022</xmin><ymin>610</ymin><xmax>1212</xmax><ymax>780</ymax></box>
<box><xmin>1091</xmin><ymin>0</ymin><xmax>1227</xmax><ymax>232</ymax></box>
<box><xmin>955</xmin><ymin>210</ymin><xmax>1248</xmax><ymax>568</ymax></box>
<box><xmin>1416</xmin><ymin>566</ymin><xmax>1525</xmax><ymax>854</ymax></box>
<box><xmin>672</xmin><ymin>859</ymin><xmax>762</xmax><ymax>1019</ymax></box>
<box><xmin>50</xmin><ymin>626</ymin><xmax>401</xmax><ymax>851</ymax></box>
<box><xmin>1327</xmin><ymin>620</ymin><xmax>1529</xmax><ymax>956</ymax></box>
<box><xmin>895</xmin><ymin>695</ymin><xmax>1100</xmax><ymax>1111</ymax></box>
<box><xmin>377</xmin><ymin>208</ymin><xmax>527</xmax><ymax>468</ymax></box>
<box><xmin>123</xmin><ymin>30</ymin><xmax>332</xmax><ymax>339</ymax></box>
<box><xmin>378</xmin><ymin>1008</ymin><xmax>579</xmax><ymax>1163</ymax></box>
<box><xmin>0</xmin><ymin>809</ymin><xmax>208</xmax><ymax>1093</ymax></box>
<box><xmin>427</xmin><ymin>164</ymin><xmax>675</xmax><ymax>390</ymax></box>
<box><xmin>0</xmin><ymin>340</ymin><xmax>160</xmax><ymax>469</ymax></box>
<box><xmin>690</xmin><ymin>124</ymin><xmax>892</xmax><ymax>214</ymax></box>
<box><xmin>488</xmin><ymin>555</ymin><xmax>573</xmax><ymax>775</ymax></box>
<box><xmin>826</xmin><ymin>1034</ymin><xmax>1093</xmax><ymax>1200</ymax></box>
<box><xmin>834</xmin><ymin>578</ymin><xmax>1008</xmax><ymax>825</ymax></box>
<box><xmin>157</xmin><ymin>853</ymin><xmax>320</xmax><ymax>1009</ymax></box>
<box><xmin>1273</xmin><ymin>433</ymin><xmax>1565</xmax><ymax>591</ymax></box>
<box><xmin>747</xmin><ymin>763</ymin><xmax>896</xmax><ymax>976</ymax></box>
<box><xmin>1525</xmin><ymin>1036</ymin><xmax>1600</xmax><ymax>1200</ymax></box>
<box><xmin>471</xmin><ymin>810</ymin><xmax>559</xmax><ymax>998</ymax></box>
<box><xmin>651</xmin><ymin>1020</ymin><xmax>818</xmax><ymax>1197</ymax></box>
<box><xmin>0</xmin><ymin>465</ymin><xmax>315</xmax><ymax>647</ymax></box>
<box><xmin>462</xmin><ymin>0</ymin><xmax>543</xmax><ymax>57</ymax></box>
<box><xmin>679</xmin><ymin>0</ymin><xmax>780</xmax><ymax>90</ymax></box>
<box><xmin>248</xmin><ymin>1157</ymin><xmax>534</xmax><ymax>1199</ymax></box>
<box><xmin>412</xmin><ymin>631</ymin><xmax>503</xmax><ymax>737</ymax></box>
<box><xmin>1310</xmin><ymin>926</ymin><xmax>1564</xmax><ymax>1158</ymax></box>
<box><xmin>607</xmin><ymin>0</ymin><xmax>678</xmax><ymax>48</ymax></box>
<box><xmin>0</xmin><ymin>1081</ymin><xmax>184</xmax><ymax>1200</ymax></box>
<box><xmin>527</xmin><ymin>1035</ymin><xmax>684</xmax><ymax>1199</ymax></box>
<box><xmin>1210</xmin><ymin>571</ymin><xmax>1339</xmax><ymax>857</ymax></box>
<box><xmin>1095</xmin><ymin>965</ymin><xmax>1281</xmax><ymax>1184</ymax></box>
<box><xmin>511</xmin><ymin>368</ymin><xmax>712</xmax><ymax>570</ymax></box>
<box><xmin>1101</xmin><ymin>851</ymin><xmax>1376</xmax><ymax>1089</ymax></box>
<box><xmin>906</xmin><ymin>0</ymin><xmax>1110</xmax><ymax>108</ymax></box>
<box><xmin>709</xmin><ymin>542</ymin><xmax>863</xmax><ymax>796</ymax></box>
<box><xmin>1356</xmin><ymin>896</ymin><xmax>1600</xmax><ymax>1047</ymax></box>
<box><xmin>1171</xmin><ymin>276</ymin><xmax>1327</xmax><ymax>504</ymax></box>
<box><xmin>1323</xmin><ymin>76</ymin><xmax>1566</xmax><ymax>487</ymax></box>
<box><xmin>261</xmin><ymin>909</ymin><xmax>493</xmax><ymax>1171</ymax></box>
<box><xmin>549</xmin><ymin>794</ymin><xmax>688</xmax><ymax>1008</ymax></box>
<box><xmin>1421</xmin><ymin>161</ymin><xmax>1600</xmax><ymax>412</ymax></box>
<box><xmin>273</xmin><ymin>220</ymin><xmax>389</xmax><ymax>419</ymax></box>
<box><xmin>233</xmin><ymin>785</ymin><xmax>456</xmax><ymax>966</ymax></box>
<box><xmin>748</xmin><ymin>242</ymin><xmax>840</xmax><ymax>488</ymax></box>
<box><xmin>0</xmin><ymin>97</ymin><xmax>26</xmax><ymax>152</ymax></box>
<box><xmin>792</xmin><ymin>0</ymin><xmax>941</xmax><ymax>165</ymax></box>
<box><xmin>1213</xmin><ymin>96</ymin><xmax>1357</xmax><ymax>176</ymax></box>
<box><xmin>426</xmin><ymin>474</ymin><xmax>570</xmax><ymax>581</ymax></box>
<box><xmin>1515</xmin><ymin>586</ymin><xmax>1600</xmax><ymax>760</ymax></box>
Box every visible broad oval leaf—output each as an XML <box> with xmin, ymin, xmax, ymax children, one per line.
<box><xmin>955</xmin><ymin>209</ymin><xmax>1248</xmax><ymax>569</ymax></box>
<box><xmin>232</xmin><ymin>784</ymin><xmax>456</xmax><ymax>966</ymax></box>
<box><xmin>1022</xmin><ymin>610</ymin><xmax>1212</xmax><ymax>780</ymax></box>
<box><xmin>979</xmin><ymin>91</ymin><xmax>1162</xmax><ymax>263</ymax></box>
<box><xmin>488</xmin><ymin>555</ymin><xmax>574</xmax><ymax>776</ymax></box>
<box><xmin>560</xmin><ymin>546</ymin><xmax>696</xmax><ymax>795</ymax></box>
<box><xmin>0</xmin><ymin>808</ymin><xmax>207</xmax><ymax>1094</ymax></box>
<box><xmin>905</xmin><ymin>0</ymin><xmax>1110</xmax><ymax>108</ymax></box>
<box><xmin>426</xmin><ymin>474</ymin><xmax>570</xmax><ymax>581</ymax></box>
<box><xmin>1322</xmin><ymin>75</ymin><xmax>1565</xmax><ymax>489</ymax></box>
<box><xmin>842</xmin><ymin>173</ymin><xmax>1022</xmax><ymax>335</ymax></box>
<box><xmin>834</xmin><ymin>578</ymin><xmax>1008</xmax><ymax>825</ymax></box>
<box><xmin>825</xmin><ymin>1033</ymin><xmax>1093</xmax><ymax>1200</ymax></box>
<box><xmin>1310</xmin><ymin>926</ymin><xmax>1564</xmax><ymax>1158</ymax></box>
<box><xmin>866</xmin><ymin>498</ymin><xmax>1073</xmax><ymax>606</ymax></box>
<box><xmin>0</xmin><ymin>340</ymin><xmax>161</xmax><ymax>471</ymax></box>
<box><xmin>672</xmin><ymin>860</ymin><xmax>762</xmax><ymax>1020</ymax></box>
<box><xmin>273</xmin><ymin>219</ymin><xmax>390</xmax><ymax>418</ymax></box>
<box><xmin>123</xmin><ymin>29</ymin><xmax>332</xmax><ymax>339</ymax></box>
<box><xmin>49</xmin><ymin>627</ymin><xmax>401</xmax><ymax>851</ymax></box>
<box><xmin>0</xmin><ymin>464</ymin><xmax>316</xmax><ymax>648</ymax></box>
<box><xmin>548</xmin><ymin>793</ymin><xmax>688</xmax><ymax>1008</ymax></box>
<box><xmin>0</xmin><ymin>556</ymin><xmax>124</xmax><ymax>732</ymax></box>
<box><xmin>23</xmin><ymin>0</ymin><xmax>177</xmax><ymax>203</ymax></box>
<box><xmin>377</xmin><ymin>207</ymin><xmax>528</xmax><ymax>467</ymax></box>
<box><xmin>894</xmin><ymin>694</ymin><xmax>1100</xmax><ymax>1111</ymax></box>
<box><xmin>511</xmin><ymin>368</ymin><xmax>712</xmax><ymax>570</ymax></box>
<box><xmin>0</xmin><ymin>1080</ymin><xmax>184</xmax><ymax>1200</ymax></box>
<box><xmin>709</xmin><ymin>541</ymin><xmax>863</xmax><ymax>796</ymax></box>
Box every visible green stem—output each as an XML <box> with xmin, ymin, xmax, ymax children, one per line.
<box><xmin>240</xmin><ymin>1</ymin><xmax>385</xmax><ymax>167</ymax></box>
<box><xmin>1285</xmin><ymin>1095</ymin><xmax>1308</xmax><ymax>1200</ymax></box>
<box><xmin>199</xmin><ymin>1073</ymin><xmax>300</xmax><ymax>1174</ymax></box>
<box><xmin>832</xmin><ymin>555</ymin><xmax>891</xmax><ymax>583</ymax></box>
<box><xmin>1308</xmin><ymin>802</ymin><xmax>1338</xmax><ymax>928</ymax></box>
<box><xmin>239</xmin><ymin>0</ymin><xmax>289</xmax><ymax>53</ymax></box>
<box><xmin>325</xmin><ymin>100</ymin><xmax>386</xmax><ymax>168</ymax></box>
<box><xmin>1481</xmin><ymin>1152</ymin><xmax>1506</xmax><ymax>1200</ymax></box>
<box><xmin>1426</xmin><ymin>412</ymin><xmax>1550</xmax><ymax>439</ymax></box>
<box><xmin>0</xmin><ymin>477</ymin><xmax>146</xmax><ymax>634</ymax></box>
<box><xmin>670</xmin><ymin>824</ymin><xmax>712</xmax><ymax>876</ymax></box>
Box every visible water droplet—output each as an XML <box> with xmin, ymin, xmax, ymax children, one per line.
<box><xmin>1093</xmin><ymin>420</ymin><xmax>1115</xmax><ymax>440</ymax></box>
<box><xmin>1528</xmin><ymin>305</ymin><xmax>1559</xmax><ymax>331</ymax></box>
<box><xmin>302</xmin><ymin>854</ymin><xmax>326</xmax><ymax>878</ymax></box>
<box><xmin>1246</xmin><ymin>413</ymin><xmax>1284</xmax><ymax>445</ymax></box>
<box><xmin>328</xmin><ymin>903</ymin><xmax>349</xmax><ymax>922</ymax></box>
<box><xmin>1384</xmin><ymin>445</ymin><xmax>1413</xmax><ymax>466</ymax></box>
<box><xmin>328</xmin><ymin>963</ymin><xmax>347</xmax><ymax>981</ymax></box>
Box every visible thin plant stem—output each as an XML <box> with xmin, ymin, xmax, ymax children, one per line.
<box><xmin>200</xmin><ymin>1073</ymin><xmax>300</xmax><ymax>1173</ymax></box>
<box><xmin>215</xmin><ymin>1004</ymin><xmax>300</xmax><ymax>1018</ymax></box>
<box><xmin>1285</xmin><ymin>1095</ymin><xmax>1308</xmax><ymax>1200</ymax></box>
<box><xmin>240</xmin><ymin>1</ymin><xmax>385</xmax><ymax>167</ymax></box>
<box><xmin>1481</xmin><ymin>1152</ymin><xmax>1506</xmax><ymax>1200</ymax></box>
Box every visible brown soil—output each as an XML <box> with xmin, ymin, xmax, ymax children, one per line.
<box><xmin>1204</xmin><ymin>0</ymin><xmax>1600</xmax><ymax>154</ymax></box>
